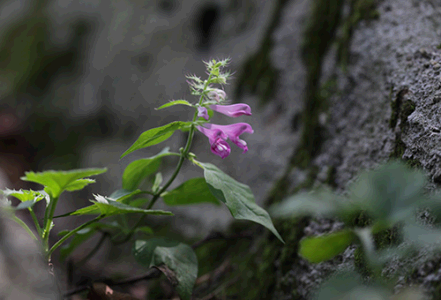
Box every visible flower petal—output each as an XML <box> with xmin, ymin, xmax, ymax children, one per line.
<box><xmin>204</xmin><ymin>123</ymin><xmax>253</xmax><ymax>153</ymax></box>
<box><xmin>210</xmin><ymin>138</ymin><xmax>231</xmax><ymax>158</ymax></box>
<box><xmin>209</xmin><ymin>104</ymin><xmax>252</xmax><ymax>117</ymax></box>
<box><xmin>197</xmin><ymin>107</ymin><xmax>209</xmax><ymax>120</ymax></box>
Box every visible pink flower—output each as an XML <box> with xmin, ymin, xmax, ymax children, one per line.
<box><xmin>197</xmin><ymin>107</ymin><xmax>209</xmax><ymax>120</ymax></box>
<box><xmin>196</xmin><ymin>126</ymin><xmax>230</xmax><ymax>158</ymax></box>
<box><xmin>209</xmin><ymin>104</ymin><xmax>252</xmax><ymax>118</ymax></box>
<box><xmin>203</xmin><ymin>123</ymin><xmax>253</xmax><ymax>153</ymax></box>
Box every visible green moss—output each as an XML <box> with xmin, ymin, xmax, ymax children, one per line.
<box><xmin>389</xmin><ymin>88</ymin><xmax>419</xmax><ymax>168</ymax></box>
<box><xmin>234</xmin><ymin>0</ymin><xmax>291</xmax><ymax>105</ymax></box>
<box><xmin>336</xmin><ymin>0</ymin><xmax>379</xmax><ymax>70</ymax></box>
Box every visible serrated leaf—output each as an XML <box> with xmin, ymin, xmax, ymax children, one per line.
<box><xmin>299</xmin><ymin>229</ymin><xmax>355</xmax><ymax>263</ymax></box>
<box><xmin>2</xmin><ymin>189</ymin><xmax>45</xmax><ymax>202</ymax></box>
<box><xmin>156</xmin><ymin>100</ymin><xmax>193</xmax><ymax>110</ymax></box>
<box><xmin>122</xmin><ymin>148</ymin><xmax>175</xmax><ymax>190</ymax></box>
<box><xmin>54</xmin><ymin>190</ymin><xmax>143</xmax><ymax>217</ymax></box>
<box><xmin>161</xmin><ymin>178</ymin><xmax>220</xmax><ymax>206</ymax></box>
<box><xmin>133</xmin><ymin>238</ymin><xmax>198</xmax><ymax>300</ymax></box>
<box><xmin>93</xmin><ymin>199</ymin><xmax>173</xmax><ymax>217</ymax></box>
<box><xmin>65</xmin><ymin>179</ymin><xmax>96</xmax><ymax>191</ymax></box>
<box><xmin>121</xmin><ymin>122</ymin><xmax>190</xmax><ymax>159</ymax></box>
<box><xmin>21</xmin><ymin>168</ymin><xmax>107</xmax><ymax>199</ymax></box>
<box><xmin>200</xmin><ymin>162</ymin><xmax>284</xmax><ymax>243</ymax></box>
<box><xmin>349</xmin><ymin>161</ymin><xmax>426</xmax><ymax>224</ymax></box>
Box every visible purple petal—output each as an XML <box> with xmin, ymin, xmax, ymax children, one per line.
<box><xmin>197</xmin><ymin>107</ymin><xmax>209</xmax><ymax>120</ymax></box>
<box><xmin>196</xmin><ymin>126</ymin><xmax>227</xmax><ymax>142</ymax></box>
<box><xmin>209</xmin><ymin>104</ymin><xmax>252</xmax><ymax>117</ymax></box>
<box><xmin>210</xmin><ymin>138</ymin><xmax>231</xmax><ymax>158</ymax></box>
<box><xmin>204</xmin><ymin>123</ymin><xmax>253</xmax><ymax>153</ymax></box>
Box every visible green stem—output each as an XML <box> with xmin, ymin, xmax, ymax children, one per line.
<box><xmin>47</xmin><ymin>215</ymin><xmax>105</xmax><ymax>260</ymax></box>
<box><xmin>12</xmin><ymin>216</ymin><xmax>38</xmax><ymax>241</ymax></box>
<box><xmin>28</xmin><ymin>208</ymin><xmax>42</xmax><ymax>238</ymax></box>
<box><xmin>43</xmin><ymin>196</ymin><xmax>59</xmax><ymax>245</ymax></box>
<box><xmin>113</xmin><ymin>74</ymin><xmax>214</xmax><ymax>245</ymax></box>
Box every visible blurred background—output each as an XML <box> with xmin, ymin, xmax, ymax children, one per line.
<box><xmin>0</xmin><ymin>0</ymin><xmax>299</xmax><ymax>296</ymax></box>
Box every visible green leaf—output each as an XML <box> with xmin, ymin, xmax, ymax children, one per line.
<box><xmin>299</xmin><ymin>229</ymin><xmax>355</xmax><ymax>263</ymax></box>
<box><xmin>200</xmin><ymin>162</ymin><xmax>284</xmax><ymax>243</ymax></box>
<box><xmin>92</xmin><ymin>198</ymin><xmax>173</xmax><ymax>217</ymax></box>
<box><xmin>270</xmin><ymin>189</ymin><xmax>353</xmax><ymax>219</ymax></box>
<box><xmin>121</xmin><ymin>122</ymin><xmax>190</xmax><ymax>159</ymax></box>
<box><xmin>59</xmin><ymin>225</ymin><xmax>97</xmax><ymax>261</ymax></box>
<box><xmin>135</xmin><ymin>226</ymin><xmax>154</xmax><ymax>236</ymax></box>
<box><xmin>122</xmin><ymin>148</ymin><xmax>176</xmax><ymax>190</ymax></box>
<box><xmin>314</xmin><ymin>271</ymin><xmax>391</xmax><ymax>300</ymax></box>
<box><xmin>156</xmin><ymin>100</ymin><xmax>193</xmax><ymax>110</ymax></box>
<box><xmin>133</xmin><ymin>238</ymin><xmax>198</xmax><ymax>300</ymax></box>
<box><xmin>161</xmin><ymin>178</ymin><xmax>220</xmax><ymax>206</ymax></box>
<box><xmin>54</xmin><ymin>190</ymin><xmax>144</xmax><ymax>217</ymax></box>
<box><xmin>21</xmin><ymin>168</ymin><xmax>107</xmax><ymax>199</ymax></box>
<box><xmin>152</xmin><ymin>173</ymin><xmax>163</xmax><ymax>194</ymax></box>
<box><xmin>349</xmin><ymin>161</ymin><xmax>426</xmax><ymax>224</ymax></box>
<box><xmin>2</xmin><ymin>189</ymin><xmax>45</xmax><ymax>202</ymax></box>
<box><xmin>65</xmin><ymin>179</ymin><xmax>96</xmax><ymax>192</ymax></box>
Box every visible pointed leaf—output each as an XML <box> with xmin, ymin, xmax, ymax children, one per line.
<box><xmin>200</xmin><ymin>162</ymin><xmax>284</xmax><ymax>243</ymax></box>
<box><xmin>133</xmin><ymin>238</ymin><xmax>198</xmax><ymax>300</ymax></box>
<box><xmin>21</xmin><ymin>168</ymin><xmax>107</xmax><ymax>198</ymax></box>
<box><xmin>156</xmin><ymin>100</ymin><xmax>193</xmax><ymax>110</ymax></box>
<box><xmin>161</xmin><ymin>178</ymin><xmax>220</xmax><ymax>206</ymax></box>
<box><xmin>122</xmin><ymin>147</ymin><xmax>176</xmax><ymax>190</ymax></box>
<box><xmin>299</xmin><ymin>229</ymin><xmax>356</xmax><ymax>263</ymax></box>
<box><xmin>121</xmin><ymin>122</ymin><xmax>190</xmax><ymax>159</ymax></box>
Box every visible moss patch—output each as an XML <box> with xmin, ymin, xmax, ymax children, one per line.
<box><xmin>234</xmin><ymin>0</ymin><xmax>291</xmax><ymax>105</ymax></box>
<box><xmin>389</xmin><ymin>88</ymin><xmax>419</xmax><ymax>168</ymax></box>
<box><xmin>336</xmin><ymin>0</ymin><xmax>380</xmax><ymax>70</ymax></box>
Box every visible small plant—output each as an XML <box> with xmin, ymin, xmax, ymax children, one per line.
<box><xmin>271</xmin><ymin>161</ymin><xmax>441</xmax><ymax>299</ymax></box>
<box><xmin>0</xmin><ymin>59</ymin><xmax>283</xmax><ymax>300</ymax></box>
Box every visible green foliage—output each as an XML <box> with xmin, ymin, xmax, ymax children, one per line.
<box><xmin>57</xmin><ymin>193</ymin><xmax>171</xmax><ymax>217</ymax></box>
<box><xmin>312</xmin><ymin>271</ymin><xmax>391</xmax><ymax>300</ymax></box>
<box><xmin>1</xmin><ymin>189</ymin><xmax>45</xmax><ymax>202</ymax></box>
<box><xmin>21</xmin><ymin>168</ymin><xmax>107</xmax><ymax>199</ymax></box>
<box><xmin>200</xmin><ymin>162</ymin><xmax>284</xmax><ymax>243</ymax></box>
<box><xmin>133</xmin><ymin>238</ymin><xmax>198</xmax><ymax>300</ymax></box>
<box><xmin>122</xmin><ymin>147</ymin><xmax>176</xmax><ymax>190</ymax></box>
<box><xmin>121</xmin><ymin>121</ymin><xmax>191</xmax><ymax>158</ymax></box>
<box><xmin>299</xmin><ymin>229</ymin><xmax>356</xmax><ymax>263</ymax></box>
<box><xmin>161</xmin><ymin>177</ymin><xmax>220</xmax><ymax>206</ymax></box>
<box><xmin>156</xmin><ymin>100</ymin><xmax>193</xmax><ymax>110</ymax></box>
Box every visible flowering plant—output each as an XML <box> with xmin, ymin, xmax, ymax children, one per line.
<box><xmin>0</xmin><ymin>59</ymin><xmax>283</xmax><ymax>300</ymax></box>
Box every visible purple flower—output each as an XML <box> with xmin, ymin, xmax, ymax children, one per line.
<box><xmin>204</xmin><ymin>123</ymin><xmax>253</xmax><ymax>153</ymax></box>
<box><xmin>197</xmin><ymin>107</ymin><xmax>209</xmax><ymax>120</ymax></box>
<box><xmin>210</xmin><ymin>104</ymin><xmax>252</xmax><ymax>118</ymax></box>
<box><xmin>196</xmin><ymin>126</ymin><xmax>230</xmax><ymax>158</ymax></box>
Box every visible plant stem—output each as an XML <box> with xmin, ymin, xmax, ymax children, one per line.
<box><xmin>12</xmin><ymin>215</ymin><xmax>38</xmax><ymax>241</ymax></box>
<box><xmin>47</xmin><ymin>215</ymin><xmax>105</xmax><ymax>260</ymax></box>
<box><xmin>113</xmin><ymin>74</ymin><xmax>214</xmax><ymax>245</ymax></box>
<box><xmin>28</xmin><ymin>207</ymin><xmax>42</xmax><ymax>238</ymax></box>
<box><xmin>43</xmin><ymin>196</ymin><xmax>59</xmax><ymax>249</ymax></box>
